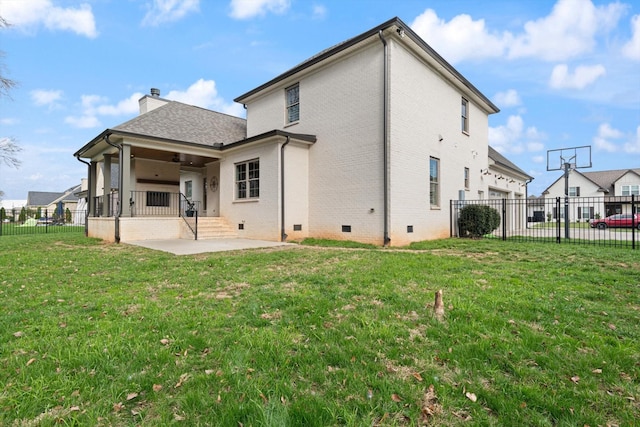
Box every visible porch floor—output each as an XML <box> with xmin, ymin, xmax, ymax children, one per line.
<box><xmin>124</xmin><ymin>238</ymin><xmax>293</xmax><ymax>255</ymax></box>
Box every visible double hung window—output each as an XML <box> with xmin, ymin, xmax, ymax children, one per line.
<box><xmin>286</xmin><ymin>84</ymin><xmax>300</xmax><ymax>124</ymax></box>
<box><xmin>461</xmin><ymin>97</ymin><xmax>469</xmax><ymax>133</ymax></box>
<box><xmin>236</xmin><ymin>159</ymin><xmax>260</xmax><ymax>200</ymax></box>
<box><xmin>430</xmin><ymin>157</ymin><xmax>440</xmax><ymax>207</ymax></box>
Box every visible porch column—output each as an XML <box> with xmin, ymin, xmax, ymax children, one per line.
<box><xmin>89</xmin><ymin>161</ymin><xmax>98</xmax><ymax>217</ymax></box>
<box><xmin>103</xmin><ymin>155</ymin><xmax>112</xmax><ymax>216</ymax></box>
<box><xmin>120</xmin><ymin>144</ymin><xmax>132</xmax><ymax>217</ymax></box>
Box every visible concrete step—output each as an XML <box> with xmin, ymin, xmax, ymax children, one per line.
<box><xmin>182</xmin><ymin>217</ymin><xmax>238</xmax><ymax>239</ymax></box>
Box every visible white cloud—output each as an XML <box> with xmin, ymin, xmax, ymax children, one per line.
<box><xmin>493</xmin><ymin>89</ymin><xmax>521</xmax><ymax>108</ymax></box>
<box><xmin>410</xmin><ymin>9</ymin><xmax>509</xmax><ymax>63</ymax></box>
<box><xmin>65</xmin><ymin>93</ymin><xmax>141</xmax><ymax>129</ymax></box>
<box><xmin>532</xmin><ymin>155</ymin><xmax>545</xmax><ymax>163</ymax></box>
<box><xmin>624</xmin><ymin>126</ymin><xmax>640</xmax><ymax>153</ymax></box>
<box><xmin>30</xmin><ymin>89</ymin><xmax>63</xmax><ymax>107</ymax></box>
<box><xmin>229</xmin><ymin>0</ymin><xmax>291</xmax><ymax>20</ymax></box>
<box><xmin>64</xmin><ymin>79</ymin><xmax>243</xmax><ymax>129</ymax></box>
<box><xmin>64</xmin><ymin>115</ymin><xmax>101</xmax><ymax>129</ymax></box>
<box><xmin>164</xmin><ymin>79</ymin><xmax>244</xmax><ymax>116</ymax></box>
<box><xmin>96</xmin><ymin>94</ymin><xmax>142</xmax><ymax>116</ymax></box>
<box><xmin>508</xmin><ymin>0</ymin><xmax>626</xmax><ymax>61</ymax></box>
<box><xmin>2</xmin><ymin>0</ymin><xmax>97</xmax><ymax>38</ymax></box>
<box><xmin>622</xmin><ymin>14</ymin><xmax>640</xmax><ymax>61</ymax></box>
<box><xmin>549</xmin><ymin>64</ymin><xmax>606</xmax><ymax>89</ymax></box>
<box><xmin>489</xmin><ymin>115</ymin><xmax>546</xmax><ymax>154</ymax></box>
<box><xmin>410</xmin><ymin>0</ymin><xmax>626</xmax><ymax>63</ymax></box>
<box><xmin>527</xmin><ymin>142</ymin><xmax>545</xmax><ymax>152</ymax></box>
<box><xmin>312</xmin><ymin>4</ymin><xmax>327</xmax><ymax>20</ymax></box>
<box><xmin>142</xmin><ymin>0</ymin><xmax>200</xmax><ymax>27</ymax></box>
<box><xmin>1</xmin><ymin>118</ymin><xmax>19</xmax><ymax>125</ymax></box>
<box><xmin>593</xmin><ymin>122</ymin><xmax>624</xmax><ymax>152</ymax></box>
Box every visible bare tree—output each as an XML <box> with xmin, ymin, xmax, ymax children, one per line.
<box><xmin>0</xmin><ymin>16</ymin><xmax>22</xmax><ymax>173</ymax></box>
<box><xmin>1</xmin><ymin>136</ymin><xmax>22</xmax><ymax>168</ymax></box>
<box><xmin>0</xmin><ymin>16</ymin><xmax>18</xmax><ymax>99</ymax></box>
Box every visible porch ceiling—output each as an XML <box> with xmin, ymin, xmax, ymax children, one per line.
<box><xmin>129</xmin><ymin>146</ymin><xmax>218</xmax><ymax>167</ymax></box>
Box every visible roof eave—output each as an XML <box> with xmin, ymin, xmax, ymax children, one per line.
<box><xmin>234</xmin><ymin>17</ymin><xmax>499</xmax><ymax>114</ymax></box>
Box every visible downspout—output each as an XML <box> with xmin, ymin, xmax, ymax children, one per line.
<box><xmin>280</xmin><ymin>136</ymin><xmax>290</xmax><ymax>242</ymax></box>
<box><xmin>378</xmin><ymin>30</ymin><xmax>391</xmax><ymax>246</ymax></box>
<box><xmin>75</xmin><ymin>155</ymin><xmax>91</xmax><ymax>236</ymax></box>
<box><xmin>104</xmin><ymin>133</ymin><xmax>122</xmax><ymax>243</ymax></box>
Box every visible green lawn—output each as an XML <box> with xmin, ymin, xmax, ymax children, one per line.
<box><xmin>1</xmin><ymin>234</ymin><xmax>638</xmax><ymax>426</ymax></box>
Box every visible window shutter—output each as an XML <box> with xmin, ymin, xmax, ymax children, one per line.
<box><xmin>576</xmin><ymin>187</ymin><xmax>580</xmax><ymax>197</ymax></box>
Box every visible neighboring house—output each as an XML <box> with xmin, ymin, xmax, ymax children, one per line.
<box><xmin>542</xmin><ymin>168</ymin><xmax>640</xmax><ymax>221</ymax></box>
<box><xmin>26</xmin><ymin>184</ymin><xmax>82</xmax><ymax>217</ymax></box>
<box><xmin>74</xmin><ymin>17</ymin><xmax>529</xmax><ymax>245</ymax></box>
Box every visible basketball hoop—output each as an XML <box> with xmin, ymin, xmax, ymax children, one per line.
<box><xmin>546</xmin><ymin>146</ymin><xmax>592</xmax><ymax>240</ymax></box>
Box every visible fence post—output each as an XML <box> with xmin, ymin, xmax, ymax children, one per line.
<box><xmin>633</xmin><ymin>194</ymin><xmax>636</xmax><ymax>250</ymax></box>
<box><xmin>45</xmin><ymin>209</ymin><xmax>48</xmax><ymax>233</ymax></box>
<box><xmin>502</xmin><ymin>198</ymin><xmax>507</xmax><ymax>241</ymax></box>
<box><xmin>555</xmin><ymin>198</ymin><xmax>561</xmax><ymax>244</ymax></box>
<box><xmin>450</xmin><ymin>200</ymin><xmax>453</xmax><ymax>237</ymax></box>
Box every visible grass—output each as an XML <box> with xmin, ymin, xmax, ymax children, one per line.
<box><xmin>1</xmin><ymin>234</ymin><xmax>638</xmax><ymax>426</ymax></box>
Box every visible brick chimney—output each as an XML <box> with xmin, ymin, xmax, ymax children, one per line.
<box><xmin>139</xmin><ymin>88</ymin><xmax>169</xmax><ymax>114</ymax></box>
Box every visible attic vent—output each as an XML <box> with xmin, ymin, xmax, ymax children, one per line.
<box><xmin>150</xmin><ymin>88</ymin><xmax>160</xmax><ymax>97</ymax></box>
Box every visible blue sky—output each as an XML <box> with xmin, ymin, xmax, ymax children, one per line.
<box><xmin>0</xmin><ymin>0</ymin><xmax>638</xmax><ymax>201</ymax></box>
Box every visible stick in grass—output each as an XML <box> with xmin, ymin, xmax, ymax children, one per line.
<box><xmin>434</xmin><ymin>289</ymin><xmax>445</xmax><ymax>321</ymax></box>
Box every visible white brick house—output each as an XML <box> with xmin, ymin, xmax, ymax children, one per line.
<box><xmin>542</xmin><ymin>168</ymin><xmax>640</xmax><ymax>221</ymax></box>
<box><xmin>75</xmin><ymin>17</ymin><xmax>528</xmax><ymax>246</ymax></box>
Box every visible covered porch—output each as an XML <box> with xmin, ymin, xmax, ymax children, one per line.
<box><xmin>75</xmin><ymin>130</ymin><xmax>226</xmax><ymax>242</ymax></box>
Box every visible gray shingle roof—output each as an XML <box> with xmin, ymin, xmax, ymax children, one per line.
<box><xmin>542</xmin><ymin>168</ymin><xmax>640</xmax><ymax>194</ymax></box>
<box><xmin>26</xmin><ymin>192</ymin><xmax>64</xmax><ymax>207</ymax></box>
<box><xmin>488</xmin><ymin>146</ymin><xmax>532</xmax><ymax>179</ymax></box>
<box><xmin>113</xmin><ymin>101</ymin><xmax>246</xmax><ymax>145</ymax></box>
<box><xmin>581</xmin><ymin>168</ymin><xmax>640</xmax><ymax>193</ymax></box>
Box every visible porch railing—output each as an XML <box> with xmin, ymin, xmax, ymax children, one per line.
<box><xmin>132</xmin><ymin>190</ymin><xmax>201</xmax><ymax>218</ymax></box>
<box><xmin>92</xmin><ymin>193</ymin><xmax>118</xmax><ymax>217</ymax></box>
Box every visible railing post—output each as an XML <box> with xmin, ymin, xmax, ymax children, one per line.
<box><xmin>556</xmin><ymin>197</ymin><xmax>561</xmax><ymax>243</ymax></box>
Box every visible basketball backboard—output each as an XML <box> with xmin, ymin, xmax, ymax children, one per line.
<box><xmin>546</xmin><ymin>146</ymin><xmax>592</xmax><ymax>171</ymax></box>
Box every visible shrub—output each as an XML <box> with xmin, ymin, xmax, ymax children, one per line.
<box><xmin>458</xmin><ymin>204</ymin><xmax>501</xmax><ymax>238</ymax></box>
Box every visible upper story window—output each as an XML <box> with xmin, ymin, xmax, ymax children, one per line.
<box><xmin>464</xmin><ymin>167</ymin><xmax>470</xmax><ymax>190</ymax></box>
<box><xmin>461</xmin><ymin>97</ymin><xmax>469</xmax><ymax>134</ymax></box>
<box><xmin>236</xmin><ymin>159</ymin><xmax>260</xmax><ymax>200</ymax></box>
<box><xmin>622</xmin><ymin>185</ymin><xmax>639</xmax><ymax>196</ymax></box>
<box><xmin>286</xmin><ymin>84</ymin><xmax>300</xmax><ymax>124</ymax></box>
<box><xmin>569</xmin><ymin>186</ymin><xmax>580</xmax><ymax>197</ymax></box>
<box><xmin>430</xmin><ymin>157</ymin><xmax>440</xmax><ymax>208</ymax></box>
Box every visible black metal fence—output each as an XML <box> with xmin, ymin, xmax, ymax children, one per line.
<box><xmin>0</xmin><ymin>208</ymin><xmax>87</xmax><ymax>237</ymax></box>
<box><xmin>451</xmin><ymin>195</ymin><xmax>639</xmax><ymax>249</ymax></box>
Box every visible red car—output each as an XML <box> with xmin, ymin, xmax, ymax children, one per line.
<box><xmin>590</xmin><ymin>214</ymin><xmax>640</xmax><ymax>229</ymax></box>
